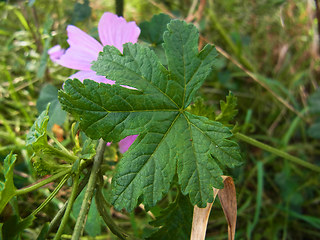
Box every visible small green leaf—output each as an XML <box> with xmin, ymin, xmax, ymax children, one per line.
<box><xmin>215</xmin><ymin>92</ymin><xmax>238</xmax><ymax>124</ymax></box>
<box><xmin>187</xmin><ymin>97</ymin><xmax>215</xmax><ymax>120</ymax></box>
<box><xmin>139</xmin><ymin>14</ymin><xmax>171</xmax><ymax>45</ymax></box>
<box><xmin>71</xmin><ymin>0</ymin><xmax>91</xmax><ymax>24</ymax></box>
<box><xmin>147</xmin><ymin>193</ymin><xmax>193</xmax><ymax>240</ymax></box>
<box><xmin>80</xmin><ymin>138</ymin><xmax>96</xmax><ymax>160</ymax></box>
<box><xmin>2</xmin><ymin>215</ymin><xmax>35</xmax><ymax>240</ymax></box>
<box><xmin>308</xmin><ymin>88</ymin><xmax>320</xmax><ymax>115</ymax></box>
<box><xmin>36</xmin><ymin>84</ymin><xmax>66</xmax><ymax>129</ymax></box>
<box><xmin>26</xmin><ymin>105</ymin><xmax>50</xmax><ymax>150</ymax></box>
<box><xmin>26</xmin><ymin>106</ymin><xmax>71</xmax><ymax>176</ymax></box>
<box><xmin>59</xmin><ymin>20</ymin><xmax>242</xmax><ymax>211</ymax></box>
<box><xmin>0</xmin><ymin>153</ymin><xmax>17</xmax><ymax>214</ymax></box>
<box><xmin>307</xmin><ymin>89</ymin><xmax>320</xmax><ymax>139</ymax></box>
<box><xmin>36</xmin><ymin>223</ymin><xmax>49</xmax><ymax>240</ymax></box>
<box><xmin>32</xmin><ymin>155</ymin><xmax>68</xmax><ymax>176</ymax></box>
<box><xmin>308</xmin><ymin>121</ymin><xmax>320</xmax><ymax>139</ymax></box>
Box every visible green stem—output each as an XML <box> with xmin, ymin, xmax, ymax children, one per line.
<box><xmin>47</xmin><ymin>143</ymin><xmax>77</xmax><ymax>162</ymax></box>
<box><xmin>71</xmin><ymin>139</ymin><xmax>106</xmax><ymax>240</ymax></box>
<box><xmin>247</xmin><ymin>161</ymin><xmax>263</xmax><ymax>239</ymax></box>
<box><xmin>46</xmin><ymin>172</ymin><xmax>90</xmax><ymax>238</ymax></box>
<box><xmin>95</xmin><ymin>183</ymin><xmax>128</xmax><ymax>240</ymax></box>
<box><xmin>31</xmin><ymin>173</ymin><xmax>70</xmax><ymax>216</ymax></box>
<box><xmin>16</xmin><ymin>168</ymin><xmax>71</xmax><ymax>195</ymax></box>
<box><xmin>54</xmin><ymin>174</ymin><xmax>80</xmax><ymax>240</ymax></box>
<box><xmin>234</xmin><ymin>133</ymin><xmax>320</xmax><ymax>173</ymax></box>
<box><xmin>47</xmin><ymin>131</ymin><xmax>76</xmax><ymax>161</ymax></box>
<box><xmin>115</xmin><ymin>0</ymin><xmax>124</xmax><ymax>17</ymax></box>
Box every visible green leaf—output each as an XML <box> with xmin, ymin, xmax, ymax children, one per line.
<box><xmin>72</xmin><ymin>188</ymin><xmax>101</xmax><ymax>236</ymax></box>
<box><xmin>0</xmin><ymin>153</ymin><xmax>17</xmax><ymax>214</ymax></box>
<box><xmin>85</xmin><ymin>198</ymin><xmax>101</xmax><ymax>237</ymax></box>
<box><xmin>26</xmin><ymin>105</ymin><xmax>50</xmax><ymax>151</ymax></box>
<box><xmin>147</xmin><ymin>193</ymin><xmax>193</xmax><ymax>240</ymax></box>
<box><xmin>26</xmin><ymin>106</ymin><xmax>70</xmax><ymax>176</ymax></box>
<box><xmin>163</xmin><ymin>20</ymin><xmax>219</xmax><ymax>107</ymax></box>
<box><xmin>187</xmin><ymin>97</ymin><xmax>215</xmax><ymax>120</ymax></box>
<box><xmin>307</xmin><ymin>89</ymin><xmax>320</xmax><ymax>139</ymax></box>
<box><xmin>79</xmin><ymin>138</ymin><xmax>96</xmax><ymax>160</ymax></box>
<box><xmin>2</xmin><ymin>215</ymin><xmax>35</xmax><ymax>240</ymax></box>
<box><xmin>36</xmin><ymin>223</ymin><xmax>49</xmax><ymax>240</ymax></box>
<box><xmin>59</xmin><ymin>20</ymin><xmax>242</xmax><ymax>211</ymax></box>
<box><xmin>139</xmin><ymin>14</ymin><xmax>171</xmax><ymax>45</ymax></box>
<box><xmin>71</xmin><ymin>0</ymin><xmax>91</xmax><ymax>24</ymax></box>
<box><xmin>215</xmin><ymin>91</ymin><xmax>238</xmax><ymax>124</ymax></box>
<box><xmin>308</xmin><ymin>88</ymin><xmax>320</xmax><ymax>115</ymax></box>
<box><xmin>36</xmin><ymin>84</ymin><xmax>67</xmax><ymax>129</ymax></box>
<box><xmin>308</xmin><ymin>121</ymin><xmax>320</xmax><ymax>139</ymax></box>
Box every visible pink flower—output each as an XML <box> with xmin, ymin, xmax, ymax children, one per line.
<box><xmin>48</xmin><ymin>45</ymin><xmax>65</xmax><ymax>62</ymax></box>
<box><xmin>49</xmin><ymin>12</ymin><xmax>140</xmax><ymax>152</ymax></box>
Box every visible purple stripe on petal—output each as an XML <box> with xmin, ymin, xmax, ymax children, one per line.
<box><xmin>98</xmin><ymin>12</ymin><xmax>140</xmax><ymax>52</ymax></box>
<box><xmin>119</xmin><ymin>135</ymin><xmax>138</xmax><ymax>153</ymax></box>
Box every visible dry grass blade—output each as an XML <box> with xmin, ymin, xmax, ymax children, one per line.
<box><xmin>148</xmin><ymin>0</ymin><xmax>176</xmax><ymax>18</ymax></box>
<box><xmin>213</xmin><ymin>45</ymin><xmax>307</xmax><ymax>122</ymax></box>
<box><xmin>190</xmin><ymin>188</ymin><xmax>219</xmax><ymax>240</ymax></box>
<box><xmin>190</xmin><ymin>176</ymin><xmax>237</xmax><ymax>240</ymax></box>
<box><xmin>218</xmin><ymin>176</ymin><xmax>237</xmax><ymax>240</ymax></box>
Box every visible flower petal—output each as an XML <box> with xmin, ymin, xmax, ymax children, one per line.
<box><xmin>48</xmin><ymin>45</ymin><xmax>65</xmax><ymax>62</ymax></box>
<box><xmin>98</xmin><ymin>12</ymin><xmax>140</xmax><ymax>52</ymax></box>
<box><xmin>56</xmin><ymin>25</ymin><xmax>103</xmax><ymax>71</ymax></box>
<box><xmin>119</xmin><ymin>135</ymin><xmax>138</xmax><ymax>153</ymax></box>
<box><xmin>69</xmin><ymin>71</ymin><xmax>115</xmax><ymax>85</ymax></box>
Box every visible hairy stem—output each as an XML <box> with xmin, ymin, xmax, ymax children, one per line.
<box><xmin>47</xmin><ymin>131</ymin><xmax>77</xmax><ymax>161</ymax></box>
<box><xmin>46</xmin><ymin>172</ymin><xmax>90</xmax><ymax>238</ymax></box>
<box><xmin>71</xmin><ymin>139</ymin><xmax>106</xmax><ymax>240</ymax></box>
<box><xmin>16</xmin><ymin>168</ymin><xmax>71</xmax><ymax>195</ymax></box>
<box><xmin>47</xmin><ymin>143</ymin><xmax>78</xmax><ymax>162</ymax></box>
<box><xmin>95</xmin><ymin>183</ymin><xmax>128</xmax><ymax>240</ymax></box>
<box><xmin>31</xmin><ymin>173</ymin><xmax>70</xmax><ymax>216</ymax></box>
<box><xmin>54</xmin><ymin>173</ymin><xmax>80</xmax><ymax>240</ymax></box>
<box><xmin>234</xmin><ymin>132</ymin><xmax>320</xmax><ymax>173</ymax></box>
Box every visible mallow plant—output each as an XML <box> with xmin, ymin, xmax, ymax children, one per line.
<box><xmin>1</xmin><ymin>12</ymin><xmax>319</xmax><ymax>240</ymax></box>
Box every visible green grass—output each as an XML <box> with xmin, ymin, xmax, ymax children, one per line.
<box><xmin>0</xmin><ymin>0</ymin><xmax>319</xmax><ymax>239</ymax></box>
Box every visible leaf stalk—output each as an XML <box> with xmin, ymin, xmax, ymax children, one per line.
<box><xmin>30</xmin><ymin>173</ymin><xmax>70</xmax><ymax>216</ymax></box>
<box><xmin>71</xmin><ymin>139</ymin><xmax>106</xmax><ymax>240</ymax></box>
<box><xmin>234</xmin><ymin>132</ymin><xmax>320</xmax><ymax>173</ymax></box>
<box><xmin>54</xmin><ymin>173</ymin><xmax>80</xmax><ymax>240</ymax></box>
<box><xmin>95</xmin><ymin>183</ymin><xmax>128</xmax><ymax>240</ymax></box>
<box><xmin>16</xmin><ymin>168</ymin><xmax>72</xmax><ymax>195</ymax></box>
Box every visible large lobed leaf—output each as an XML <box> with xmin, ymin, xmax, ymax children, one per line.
<box><xmin>59</xmin><ymin>20</ymin><xmax>242</xmax><ymax>211</ymax></box>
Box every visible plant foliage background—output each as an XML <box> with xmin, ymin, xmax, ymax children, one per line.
<box><xmin>0</xmin><ymin>0</ymin><xmax>320</xmax><ymax>239</ymax></box>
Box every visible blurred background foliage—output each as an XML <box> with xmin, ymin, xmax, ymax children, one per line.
<box><xmin>0</xmin><ymin>0</ymin><xmax>319</xmax><ymax>239</ymax></box>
